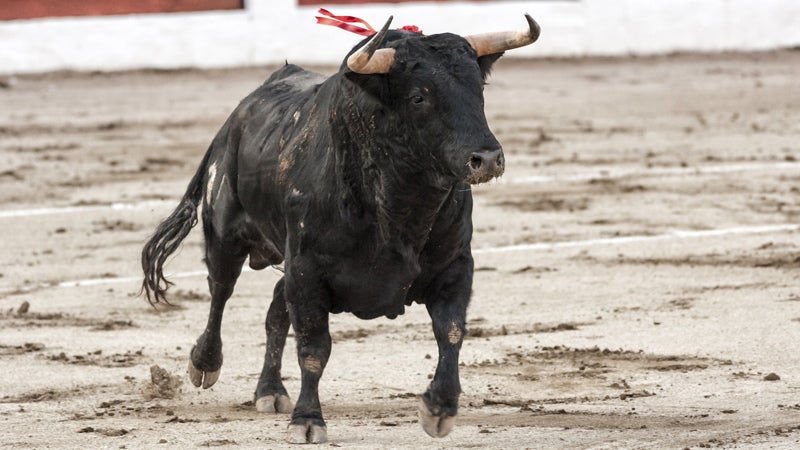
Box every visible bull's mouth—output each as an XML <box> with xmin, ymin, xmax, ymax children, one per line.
<box><xmin>466</xmin><ymin>149</ymin><xmax>505</xmax><ymax>184</ymax></box>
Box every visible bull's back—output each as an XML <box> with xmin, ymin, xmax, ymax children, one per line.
<box><xmin>230</xmin><ymin>64</ymin><xmax>329</xmax><ymax>223</ymax></box>
<box><xmin>265</xmin><ymin>64</ymin><xmax>328</xmax><ymax>93</ymax></box>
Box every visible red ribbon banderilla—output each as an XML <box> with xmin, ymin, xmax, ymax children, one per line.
<box><xmin>315</xmin><ymin>9</ymin><xmax>422</xmax><ymax>36</ymax></box>
<box><xmin>315</xmin><ymin>8</ymin><xmax>376</xmax><ymax>37</ymax></box>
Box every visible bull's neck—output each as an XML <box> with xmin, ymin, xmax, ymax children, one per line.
<box><xmin>328</xmin><ymin>85</ymin><xmax>451</xmax><ymax>250</ymax></box>
<box><xmin>371</xmin><ymin>175</ymin><xmax>452</xmax><ymax>250</ymax></box>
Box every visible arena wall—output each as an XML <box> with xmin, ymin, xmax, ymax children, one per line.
<box><xmin>1</xmin><ymin>0</ymin><xmax>798</xmax><ymax>74</ymax></box>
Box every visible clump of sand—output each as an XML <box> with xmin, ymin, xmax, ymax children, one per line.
<box><xmin>143</xmin><ymin>365</ymin><xmax>183</xmax><ymax>400</ymax></box>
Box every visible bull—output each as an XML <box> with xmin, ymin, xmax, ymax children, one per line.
<box><xmin>141</xmin><ymin>14</ymin><xmax>540</xmax><ymax>444</ymax></box>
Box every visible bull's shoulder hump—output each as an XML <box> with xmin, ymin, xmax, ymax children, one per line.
<box><xmin>264</xmin><ymin>64</ymin><xmax>328</xmax><ymax>92</ymax></box>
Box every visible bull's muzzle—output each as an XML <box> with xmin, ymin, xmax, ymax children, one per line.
<box><xmin>467</xmin><ymin>148</ymin><xmax>504</xmax><ymax>184</ymax></box>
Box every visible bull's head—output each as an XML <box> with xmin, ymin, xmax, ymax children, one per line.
<box><xmin>340</xmin><ymin>15</ymin><xmax>540</xmax><ymax>186</ymax></box>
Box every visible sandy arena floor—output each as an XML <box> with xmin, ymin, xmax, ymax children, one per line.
<box><xmin>1</xmin><ymin>50</ymin><xmax>799</xmax><ymax>449</ymax></box>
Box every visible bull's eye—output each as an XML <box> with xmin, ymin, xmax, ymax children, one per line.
<box><xmin>410</xmin><ymin>95</ymin><xmax>424</xmax><ymax>105</ymax></box>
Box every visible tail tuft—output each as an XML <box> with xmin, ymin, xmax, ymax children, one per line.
<box><xmin>141</xmin><ymin>198</ymin><xmax>199</xmax><ymax>305</ymax></box>
<box><xmin>141</xmin><ymin>146</ymin><xmax>212</xmax><ymax>305</ymax></box>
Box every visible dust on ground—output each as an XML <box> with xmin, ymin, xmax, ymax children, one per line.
<box><xmin>1</xmin><ymin>51</ymin><xmax>799</xmax><ymax>449</ymax></box>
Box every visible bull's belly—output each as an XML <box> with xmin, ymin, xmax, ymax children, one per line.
<box><xmin>327</xmin><ymin>272</ymin><xmax>415</xmax><ymax>320</ymax></box>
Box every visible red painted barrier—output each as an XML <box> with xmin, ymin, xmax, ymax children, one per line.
<box><xmin>0</xmin><ymin>0</ymin><xmax>244</xmax><ymax>21</ymax></box>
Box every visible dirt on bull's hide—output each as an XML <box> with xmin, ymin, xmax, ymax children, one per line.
<box><xmin>1</xmin><ymin>52</ymin><xmax>800</xmax><ymax>448</ymax></box>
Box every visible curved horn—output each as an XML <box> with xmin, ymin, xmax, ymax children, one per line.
<box><xmin>347</xmin><ymin>16</ymin><xmax>396</xmax><ymax>74</ymax></box>
<box><xmin>464</xmin><ymin>14</ymin><xmax>541</xmax><ymax>57</ymax></box>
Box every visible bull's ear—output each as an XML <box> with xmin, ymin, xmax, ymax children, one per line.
<box><xmin>478</xmin><ymin>52</ymin><xmax>504</xmax><ymax>82</ymax></box>
<box><xmin>344</xmin><ymin>71</ymin><xmax>389</xmax><ymax>102</ymax></box>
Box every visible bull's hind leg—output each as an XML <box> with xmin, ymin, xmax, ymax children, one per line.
<box><xmin>188</xmin><ymin>234</ymin><xmax>248</xmax><ymax>389</ymax></box>
<box><xmin>254</xmin><ymin>277</ymin><xmax>294</xmax><ymax>413</ymax></box>
<box><xmin>419</xmin><ymin>254</ymin><xmax>473</xmax><ymax>438</ymax></box>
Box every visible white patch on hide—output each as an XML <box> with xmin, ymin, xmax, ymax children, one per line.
<box><xmin>206</xmin><ymin>163</ymin><xmax>217</xmax><ymax>206</ymax></box>
<box><xmin>215</xmin><ymin>174</ymin><xmax>227</xmax><ymax>205</ymax></box>
<box><xmin>302</xmin><ymin>356</ymin><xmax>322</xmax><ymax>374</ymax></box>
<box><xmin>293</xmin><ymin>111</ymin><xmax>301</xmax><ymax>125</ymax></box>
<box><xmin>447</xmin><ymin>322</ymin><xmax>462</xmax><ymax>344</ymax></box>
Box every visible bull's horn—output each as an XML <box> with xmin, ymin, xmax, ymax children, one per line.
<box><xmin>464</xmin><ymin>14</ymin><xmax>541</xmax><ymax>57</ymax></box>
<box><xmin>347</xmin><ymin>16</ymin><xmax>396</xmax><ymax>74</ymax></box>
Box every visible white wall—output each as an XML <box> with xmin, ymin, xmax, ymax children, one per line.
<box><xmin>1</xmin><ymin>0</ymin><xmax>799</xmax><ymax>74</ymax></box>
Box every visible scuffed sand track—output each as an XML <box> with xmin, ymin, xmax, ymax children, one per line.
<box><xmin>1</xmin><ymin>52</ymin><xmax>799</xmax><ymax>448</ymax></box>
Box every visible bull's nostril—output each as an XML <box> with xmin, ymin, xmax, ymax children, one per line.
<box><xmin>469</xmin><ymin>155</ymin><xmax>483</xmax><ymax>170</ymax></box>
<box><xmin>468</xmin><ymin>149</ymin><xmax>503</xmax><ymax>183</ymax></box>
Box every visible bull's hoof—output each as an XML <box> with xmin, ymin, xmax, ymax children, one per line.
<box><xmin>187</xmin><ymin>361</ymin><xmax>220</xmax><ymax>389</ymax></box>
<box><xmin>255</xmin><ymin>394</ymin><xmax>294</xmax><ymax>413</ymax></box>
<box><xmin>286</xmin><ymin>422</ymin><xmax>327</xmax><ymax>444</ymax></box>
<box><xmin>418</xmin><ymin>397</ymin><xmax>456</xmax><ymax>438</ymax></box>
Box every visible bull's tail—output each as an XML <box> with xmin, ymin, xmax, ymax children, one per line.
<box><xmin>141</xmin><ymin>149</ymin><xmax>212</xmax><ymax>305</ymax></box>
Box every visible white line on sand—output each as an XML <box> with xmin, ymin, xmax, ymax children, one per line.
<box><xmin>0</xmin><ymin>201</ymin><xmax>172</xmax><ymax>219</ymax></box>
<box><xmin>2</xmin><ymin>161</ymin><xmax>799</xmax><ymax>219</ymax></box>
<box><xmin>502</xmin><ymin>161</ymin><xmax>800</xmax><ymax>184</ymax></box>
<box><xmin>2</xmin><ymin>223</ymin><xmax>795</xmax><ymax>296</ymax></box>
<box><xmin>472</xmin><ymin>223</ymin><xmax>798</xmax><ymax>254</ymax></box>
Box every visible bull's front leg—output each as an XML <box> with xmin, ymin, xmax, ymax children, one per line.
<box><xmin>284</xmin><ymin>270</ymin><xmax>331</xmax><ymax>444</ymax></box>
<box><xmin>419</xmin><ymin>254</ymin><xmax>473</xmax><ymax>438</ymax></box>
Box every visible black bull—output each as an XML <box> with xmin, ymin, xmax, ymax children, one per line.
<box><xmin>141</xmin><ymin>15</ymin><xmax>540</xmax><ymax>444</ymax></box>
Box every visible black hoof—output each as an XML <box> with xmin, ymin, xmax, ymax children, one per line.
<box><xmin>286</xmin><ymin>419</ymin><xmax>327</xmax><ymax>444</ymax></box>
<box><xmin>255</xmin><ymin>393</ymin><xmax>294</xmax><ymax>413</ymax></box>
<box><xmin>418</xmin><ymin>396</ymin><xmax>456</xmax><ymax>438</ymax></box>
<box><xmin>187</xmin><ymin>360</ymin><xmax>220</xmax><ymax>389</ymax></box>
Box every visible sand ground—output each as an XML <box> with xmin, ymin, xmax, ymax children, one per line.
<box><xmin>1</xmin><ymin>50</ymin><xmax>799</xmax><ymax>449</ymax></box>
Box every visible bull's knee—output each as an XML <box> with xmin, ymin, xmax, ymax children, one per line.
<box><xmin>207</xmin><ymin>276</ymin><xmax>235</xmax><ymax>299</ymax></box>
<box><xmin>447</xmin><ymin>322</ymin><xmax>463</xmax><ymax>344</ymax></box>
<box><xmin>302</xmin><ymin>355</ymin><xmax>323</xmax><ymax>375</ymax></box>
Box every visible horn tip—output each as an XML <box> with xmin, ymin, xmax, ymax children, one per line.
<box><xmin>524</xmin><ymin>13</ymin><xmax>541</xmax><ymax>42</ymax></box>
